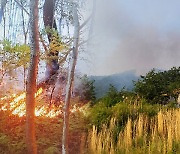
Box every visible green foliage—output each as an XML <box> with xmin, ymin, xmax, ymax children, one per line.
<box><xmin>89</xmin><ymin>95</ymin><xmax>160</xmax><ymax>129</ymax></box>
<box><xmin>97</xmin><ymin>85</ymin><xmax>135</xmax><ymax>107</ymax></box>
<box><xmin>0</xmin><ymin>111</ymin><xmax>26</xmax><ymax>154</ymax></box>
<box><xmin>88</xmin><ymin>85</ymin><xmax>137</xmax><ymax>128</ymax></box>
<box><xmin>45</xmin><ymin>27</ymin><xmax>66</xmax><ymax>52</ymax></box>
<box><xmin>89</xmin><ymin>67</ymin><xmax>180</xmax><ymax>131</ymax></box>
<box><xmin>40</xmin><ymin>27</ymin><xmax>68</xmax><ymax>64</ymax></box>
<box><xmin>0</xmin><ymin>40</ymin><xmax>30</xmax><ymax>76</ymax></box>
<box><xmin>88</xmin><ymin>102</ymin><xmax>112</xmax><ymax>128</ymax></box>
<box><xmin>104</xmin><ymin>85</ymin><xmax>121</xmax><ymax>107</ymax></box>
<box><xmin>172</xmin><ymin>141</ymin><xmax>180</xmax><ymax>154</ymax></box>
<box><xmin>134</xmin><ymin>67</ymin><xmax>180</xmax><ymax>104</ymax></box>
<box><xmin>83</xmin><ymin>79</ymin><xmax>96</xmax><ymax>103</ymax></box>
<box><xmin>74</xmin><ymin>75</ymin><xmax>96</xmax><ymax>104</ymax></box>
<box><xmin>137</xmin><ymin>101</ymin><xmax>160</xmax><ymax>117</ymax></box>
<box><xmin>166</xmin><ymin>101</ymin><xmax>178</xmax><ymax>108</ymax></box>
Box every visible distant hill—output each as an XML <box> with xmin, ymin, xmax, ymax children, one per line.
<box><xmin>90</xmin><ymin>70</ymin><xmax>139</xmax><ymax>98</ymax></box>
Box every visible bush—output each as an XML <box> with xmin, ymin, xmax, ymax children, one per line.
<box><xmin>88</xmin><ymin>102</ymin><xmax>112</xmax><ymax>128</ymax></box>
<box><xmin>74</xmin><ymin>75</ymin><xmax>96</xmax><ymax>104</ymax></box>
<box><xmin>134</xmin><ymin>67</ymin><xmax>180</xmax><ymax>104</ymax></box>
<box><xmin>88</xmin><ymin>96</ymin><xmax>160</xmax><ymax>130</ymax></box>
<box><xmin>97</xmin><ymin>85</ymin><xmax>135</xmax><ymax>107</ymax></box>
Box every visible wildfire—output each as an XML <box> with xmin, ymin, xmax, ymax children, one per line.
<box><xmin>0</xmin><ymin>94</ymin><xmax>16</xmax><ymax>101</ymax></box>
<box><xmin>0</xmin><ymin>88</ymin><xmax>62</xmax><ymax>118</ymax></box>
<box><xmin>0</xmin><ymin>88</ymin><xmax>86</xmax><ymax>118</ymax></box>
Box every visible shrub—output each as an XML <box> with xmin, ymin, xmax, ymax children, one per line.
<box><xmin>98</xmin><ymin>85</ymin><xmax>135</xmax><ymax>107</ymax></box>
<box><xmin>134</xmin><ymin>67</ymin><xmax>180</xmax><ymax>104</ymax></box>
<box><xmin>88</xmin><ymin>96</ymin><xmax>160</xmax><ymax>131</ymax></box>
<box><xmin>74</xmin><ymin>75</ymin><xmax>96</xmax><ymax>104</ymax></box>
<box><xmin>88</xmin><ymin>102</ymin><xmax>112</xmax><ymax>128</ymax></box>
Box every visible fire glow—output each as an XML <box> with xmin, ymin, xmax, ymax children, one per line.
<box><xmin>0</xmin><ymin>88</ymin><xmax>85</xmax><ymax>118</ymax></box>
<box><xmin>0</xmin><ymin>88</ymin><xmax>62</xmax><ymax>118</ymax></box>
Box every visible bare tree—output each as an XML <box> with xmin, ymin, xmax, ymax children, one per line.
<box><xmin>62</xmin><ymin>4</ymin><xmax>80</xmax><ymax>154</ymax></box>
<box><xmin>26</xmin><ymin>0</ymin><xmax>39</xmax><ymax>153</ymax></box>
<box><xmin>0</xmin><ymin>0</ymin><xmax>7</xmax><ymax>23</ymax></box>
<box><xmin>61</xmin><ymin>1</ymin><xmax>95</xmax><ymax>153</ymax></box>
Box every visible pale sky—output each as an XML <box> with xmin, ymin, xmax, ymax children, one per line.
<box><xmin>77</xmin><ymin>0</ymin><xmax>180</xmax><ymax>75</ymax></box>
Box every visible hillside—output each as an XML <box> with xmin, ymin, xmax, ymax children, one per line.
<box><xmin>90</xmin><ymin>70</ymin><xmax>139</xmax><ymax>98</ymax></box>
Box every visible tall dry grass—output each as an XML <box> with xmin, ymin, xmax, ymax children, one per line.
<box><xmin>88</xmin><ymin>109</ymin><xmax>180</xmax><ymax>154</ymax></box>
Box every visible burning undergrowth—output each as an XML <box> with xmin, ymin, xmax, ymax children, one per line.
<box><xmin>0</xmin><ymin>87</ymin><xmax>85</xmax><ymax>118</ymax></box>
<box><xmin>0</xmin><ymin>100</ymin><xmax>88</xmax><ymax>154</ymax></box>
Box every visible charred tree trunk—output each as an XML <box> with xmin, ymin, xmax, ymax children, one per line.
<box><xmin>43</xmin><ymin>0</ymin><xmax>59</xmax><ymax>80</ymax></box>
<box><xmin>62</xmin><ymin>5</ymin><xmax>80</xmax><ymax>154</ymax></box>
<box><xmin>26</xmin><ymin>0</ymin><xmax>39</xmax><ymax>153</ymax></box>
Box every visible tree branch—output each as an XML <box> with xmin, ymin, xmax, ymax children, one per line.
<box><xmin>14</xmin><ymin>0</ymin><xmax>30</xmax><ymax>15</ymax></box>
<box><xmin>79</xmin><ymin>15</ymin><xmax>92</xmax><ymax>30</ymax></box>
<box><xmin>59</xmin><ymin>48</ymin><xmax>72</xmax><ymax>64</ymax></box>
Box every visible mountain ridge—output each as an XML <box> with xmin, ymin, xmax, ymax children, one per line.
<box><xmin>89</xmin><ymin>70</ymin><xmax>139</xmax><ymax>98</ymax></box>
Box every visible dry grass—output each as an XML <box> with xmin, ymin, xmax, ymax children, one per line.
<box><xmin>88</xmin><ymin>109</ymin><xmax>180</xmax><ymax>154</ymax></box>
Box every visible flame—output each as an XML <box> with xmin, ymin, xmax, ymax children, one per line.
<box><xmin>0</xmin><ymin>88</ymin><xmax>62</xmax><ymax>118</ymax></box>
<box><xmin>35</xmin><ymin>88</ymin><xmax>43</xmax><ymax>97</ymax></box>
<box><xmin>0</xmin><ymin>94</ymin><xmax>16</xmax><ymax>101</ymax></box>
<box><xmin>0</xmin><ymin>87</ymin><xmax>86</xmax><ymax>118</ymax></box>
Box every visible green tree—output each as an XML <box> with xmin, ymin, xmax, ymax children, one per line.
<box><xmin>0</xmin><ymin>40</ymin><xmax>30</xmax><ymax>88</ymax></box>
<box><xmin>134</xmin><ymin>67</ymin><xmax>180</xmax><ymax>104</ymax></box>
<box><xmin>75</xmin><ymin>75</ymin><xmax>96</xmax><ymax>103</ymax></box>
<box><xmin>98</xmin><ymin>85</ymin><xmax>124</xmax><ymax>107</ymax></box>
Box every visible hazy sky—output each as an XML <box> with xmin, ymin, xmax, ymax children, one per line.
<box><xmin>77</xmin><ymin>0</ymin><xmax>180</xmax><ymax>75</ymax></box>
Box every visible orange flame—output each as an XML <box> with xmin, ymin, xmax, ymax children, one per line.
<box><xmin>0</xmin><ymin>88</ymin><xmax>62</xmax><ymax>118</ymax></box>
<box><xmin>0</xmin><ymin>88</ymin><xmax>85</xmax><ymax>118</ymax></box>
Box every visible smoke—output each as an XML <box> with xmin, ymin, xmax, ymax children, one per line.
<box><xmin>106</xmin><ymin>28</ymin><xmax>180</xmax><ymax>75</ymax></box>
<box><xmin>77</xmin><ymin>0</ymin><xmax>180</xmax><ymax>76</ymax></box>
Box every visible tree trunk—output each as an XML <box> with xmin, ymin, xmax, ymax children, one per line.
<box><xmin>43</xmin><ymin>0</ymin><xmax>59</xmax><ymax>80</ymax></box>
<box><xmin>26</xmin><ymin>0</ymin><xmax>39</xmax><ymax>153</ymax></box>
<box><xmin>62</xmin><ymin>5</ymin><xmax>80</xmax><ymax>154</ymax></box>
<box><xmin>0</xmin><ymin>0</ymin><xmax>7</xmax><ymax>23</ymax></box>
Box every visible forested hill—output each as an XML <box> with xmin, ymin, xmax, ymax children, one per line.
<box><xmin>90</xmin><ymin>70</ymin><xmax>139</xmax><ymax>98</ymax></box>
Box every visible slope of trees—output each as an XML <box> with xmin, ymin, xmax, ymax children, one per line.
<box><xmin>87</xmin><ymin>67</ymin><xmax>180</xmax><ymax>153</ymax></box>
